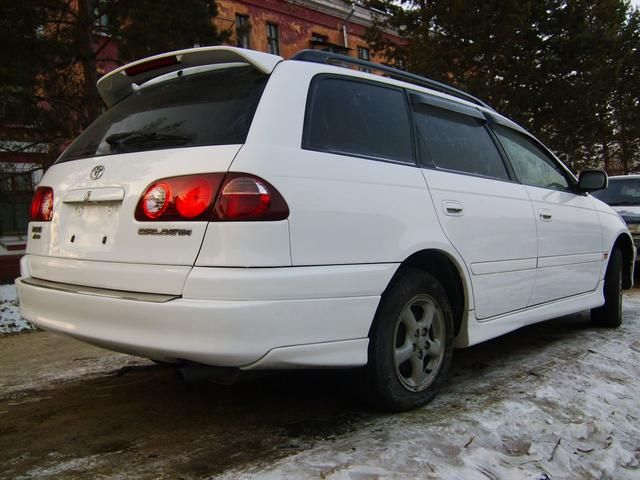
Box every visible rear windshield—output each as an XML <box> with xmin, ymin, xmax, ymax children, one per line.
<box><xmin>57</xmin><ymin>66</ymin><xmax>268</xmax><ymax>163</ymax></box>
<box><xmin>592</xmin><ymin>178</ymin><xmax>640</xmax><ymax>206</ymax></box>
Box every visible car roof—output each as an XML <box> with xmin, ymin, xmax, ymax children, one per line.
<box><xmin>284</xmin><ymin>53</ymin><xmax>529</xmax><ymax>137</ymax></box>
<box><xmin>96</xmin><ymin>46</ymin><xmax>533</xmax><ymax>145</ymax></box>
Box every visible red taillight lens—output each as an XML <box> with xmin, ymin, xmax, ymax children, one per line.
<box><xmin>214</xmin><ymin>174</ymin><xmax>289</xmax><ymax>221</ymax></box>
<box><xmin>175</xmin><ymin>177</ymin><xmax>213</xmax><ymax>219</ymax></box>
<box><xmin>29</xmin><ymin>189</ymin><xmax>44</xmax><ymax>221</ymax></box>
<box><xmin>136</xmin><ymin>173</ymin><xmax>288</xmax><ymax>222</ymax></box>
<box><xmin>30</xmin><ymin>187</ymin><xmax>54</xmax><ymax>222</ymax></box>
<box><xmin>135</xmin><ymin>174</ymin><xmax>223</xmax><ymax>221</ymax></box>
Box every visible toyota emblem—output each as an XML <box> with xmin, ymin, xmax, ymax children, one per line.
<box><xmin>90</xmin><ymin>165</ymin><xmax>105</xmax><ymax>180</ymax></box>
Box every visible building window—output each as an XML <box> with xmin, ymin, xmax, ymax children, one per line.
<box><xmin>357</xmin><ymin>46</ymin><xmax>371</xmax><ymax>72</ymax></box>
<box><xmin>323</xmin><ymin>44</ymin><xmax>349</xmax><ymax>55</ymax></box>
<box><xmin>311</xmin><ymin>33</ymin><xmax>328</xmax><ymax>44</ymax></box>
<box><xmin>267</xmin><ymin>23</ymin><xmax>279</xmax><ymax>55</ymax></box>
<box><xmin>91</xmin><ymin>0</ymin><xmax>109</xmax><ymax>32</ymax></box>
<box><xmin>357</xmin><ymin>46</ymin><xmax>370</xmax><ymax>62</ymax></box>
<box><xmin>236</xmin><ymin>14</ymin><xmax>251</xmax><ymax>49</ymax></box>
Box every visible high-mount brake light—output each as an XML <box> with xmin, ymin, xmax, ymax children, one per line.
<box><xmin>214</xmin><ymin>173</ymin><xmax>289</xmax><ymax>221</ymax></box>
<box><xmin>135</xmin><ymin>174</ymin><xmax>224</xmax><ymax>221</ymax></box>
<box><xmin>124</xmin><ymin>56</ymin><xmax>179</xmax><ymax>76</ymax></box>
<box><xmin>30</xmin><ymin>187</ymin><xmax>54</xmax><ymax>222</ymax></box>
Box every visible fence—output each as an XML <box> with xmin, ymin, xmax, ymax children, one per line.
<box><xmin>0</xmin><ymin>192</ymin><xmax>31</xmax><ymax>237</ymax></box>
<box><xmin>0</xmin><ymin>168</ymin><xmax>41</xmax><ymax>282</ymax></box>
<box><xmin>0</xmin><ymin>167</ymin><xmax>42</xmax><ymax>236</ymax></box>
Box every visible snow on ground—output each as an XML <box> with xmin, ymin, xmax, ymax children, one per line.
<box><xmin>1</xmin><ymin>289</ymin><xmax>639</xmax><ymax>479</ymax></box>
<box><xmin>220</xmin><ymin>295</ymin><xmax>640</xmax><ymax>480</ymax></box>
<box><xmin>0</xmin><ymin>282</ymin><xmax>35</xmax><ymax>334</ymax></box>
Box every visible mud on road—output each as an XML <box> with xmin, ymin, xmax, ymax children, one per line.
<box><xmin>1</xmin><ymin>293</ymin><xmax>640</xmax><ymax>479</ymax></box>
<box><xmin>0</xmin><ymin>334</ymin><xmax>365</xmax><ymax>479</ymax></box>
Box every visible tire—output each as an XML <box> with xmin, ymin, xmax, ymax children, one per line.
<box><xmin>364</xmin><ymin>267</ymin><xmax>454</xmax><ymax>412</ymax></box>
<box><xmin>591</xmin><ymin>248</ymin><xmax>623</xmax><ymax>328</ymax></box>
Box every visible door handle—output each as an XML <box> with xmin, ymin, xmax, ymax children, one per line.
<box><xmin>443</xmin><ymin>201</ymin><xmax>464</xmax><ymax>216</ymax></box>
<box><xmin>539</xmin><ymin>209</ymin><xmax>552</xmax><ymax>221</ymax></box>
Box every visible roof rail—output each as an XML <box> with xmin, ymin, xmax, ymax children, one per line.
<box><xmin>291</xmin><ymin>49</ymin><xmax>493</xmax><ymax>111</ymax></box>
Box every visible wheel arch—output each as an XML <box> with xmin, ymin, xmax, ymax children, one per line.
<box><xmin>384</xmin><ymin>249</ymin><xmax>470</xmax><ymax>339</ymax></box>
<box><xmin>612</xmin><ymin>233</ymin><xmax>635</xmax><ymax>290</ymax></box>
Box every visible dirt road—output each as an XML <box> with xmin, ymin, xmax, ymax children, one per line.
<box><xmin>1</xmin><ymin>293</ymin><xmax>639</xmax><ymax>479</ymax></box>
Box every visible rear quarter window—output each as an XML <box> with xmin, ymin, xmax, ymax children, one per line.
<box><xmin>58</xmin><ymin>66</ymin><xmax>268</xmax><ymax>163</ymax></box>
<box><xmin>302</xmin><ymin>76</ymin><xmax>414</xmax><ymax>164</ymax></box>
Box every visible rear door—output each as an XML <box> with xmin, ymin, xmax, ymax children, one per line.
<box><xmin>492</xmin><ymin>126</ymin><xmax>603</xmax><ymax>305</ymax></box>
<box><xmin>412</xmin><ymin>94</ymin><xmax>538</xmax><ymax>319</ymax></box>
<box><xmin>27</xmin><ymin>64</ymin><xmax>269</xmax><ymax>288</ymax></box>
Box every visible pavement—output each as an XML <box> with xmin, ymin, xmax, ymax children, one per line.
<box><xmin>1</xmin><ymin>292</ymin><xmax>639</xmax><ymax>479</ymax></box>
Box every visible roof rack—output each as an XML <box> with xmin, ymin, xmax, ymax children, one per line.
<box><xmin>291</xmin><ymin>49</ymin><xmax>493</xmax><ymax>111</ymax></box>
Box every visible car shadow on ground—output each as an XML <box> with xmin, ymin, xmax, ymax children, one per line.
<box><xmin>0</xmin><ymin>309</ymin><xmax>602</xmax><ymax>478</ymax></box>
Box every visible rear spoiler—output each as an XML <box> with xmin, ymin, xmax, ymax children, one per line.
<box><xmin>97</xmin><ymin>46</ymin><xmax>283</xmax><ymax>107</ymax></box>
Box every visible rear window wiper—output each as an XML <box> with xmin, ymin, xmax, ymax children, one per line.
<box><xmin>105</xmin><ymin>131</ymin><xmax>193</xmax><ymax>150</ymax></box>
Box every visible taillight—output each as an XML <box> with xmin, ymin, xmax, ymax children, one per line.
<box><xmin>214</xmin><ymin>174</ymin><xmax>289</xmax><ymax>221</ymax></box>
<box><xmin>30</xmin><ymin>187</ymin><xmax>54</xmax><ymax>222</ymax></box>
<box><xmin>176</xmin><ymin>177</ymin><xmax>214</xmax><ymax>218</ymax></box>
<box><xmin>136</xmin><ymin>173</ymin><xmax>289</xmax><ymax>222</ymax></box>
<box><xmin>135</xmin><ymin>174</ymin><xmax>224</xmax><ymax>221</ymax></box>
<box><xmin>141</xmin><ymin>182</ymin><xmax>171</xmax><ymax>219</ymax></box>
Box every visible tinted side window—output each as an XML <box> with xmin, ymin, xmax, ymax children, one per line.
<box><xmin>303</xmin><ymin>77</ymin><xmax>413</xmax><ymax>163</ymax></box>
<box><xmin>494</xmin><ymin>127</ymin><xmax>570</xmax><ymax>191</ymax></box>
<box><xmin>413</xmin><ymin>105</ymin><xmax>510</xmax><ymax>181</ymax></box>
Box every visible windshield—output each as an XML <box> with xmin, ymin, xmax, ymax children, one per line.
<box><xmin>58</xmin><ymin>66</ymin><xmax>268</xmax><ymax>163</ymax></box>
<box><xmin>592</xmin><ymin>178</ymin><xmax>640</xmax><ymax>206</ymax></box>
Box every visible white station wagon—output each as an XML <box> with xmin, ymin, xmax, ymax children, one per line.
<box><xmin>17</xmin><ymin>47</ymin><xmax>635</xmax><ymax>411</ymax></box>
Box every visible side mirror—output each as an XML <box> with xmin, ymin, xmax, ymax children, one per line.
<box><xmin>578</xmin><ymin>170</ymin><xmax>608</xmax><ymax>193</ymax></box>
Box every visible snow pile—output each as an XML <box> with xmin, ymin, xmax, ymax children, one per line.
<box><xmin>0</xmin><ymin>283</ymin><xmax>34</xmax><ymax>333</ymax></box>
<box><xmin>220</xmin><ymin>295</ymin><xmax>640</xmax><ymax>480</ymax></box>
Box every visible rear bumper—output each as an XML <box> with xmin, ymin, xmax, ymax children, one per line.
<box><xmin>16</xmin><ymin>262</ymin><xmax>397</xmax><ymax>369</ymax></box>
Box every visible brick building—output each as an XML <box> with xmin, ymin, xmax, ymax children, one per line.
<box><xmin>214</xmin><ymin>0</ymin><xmax>402</xmax><ymax>62</ymax></box>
